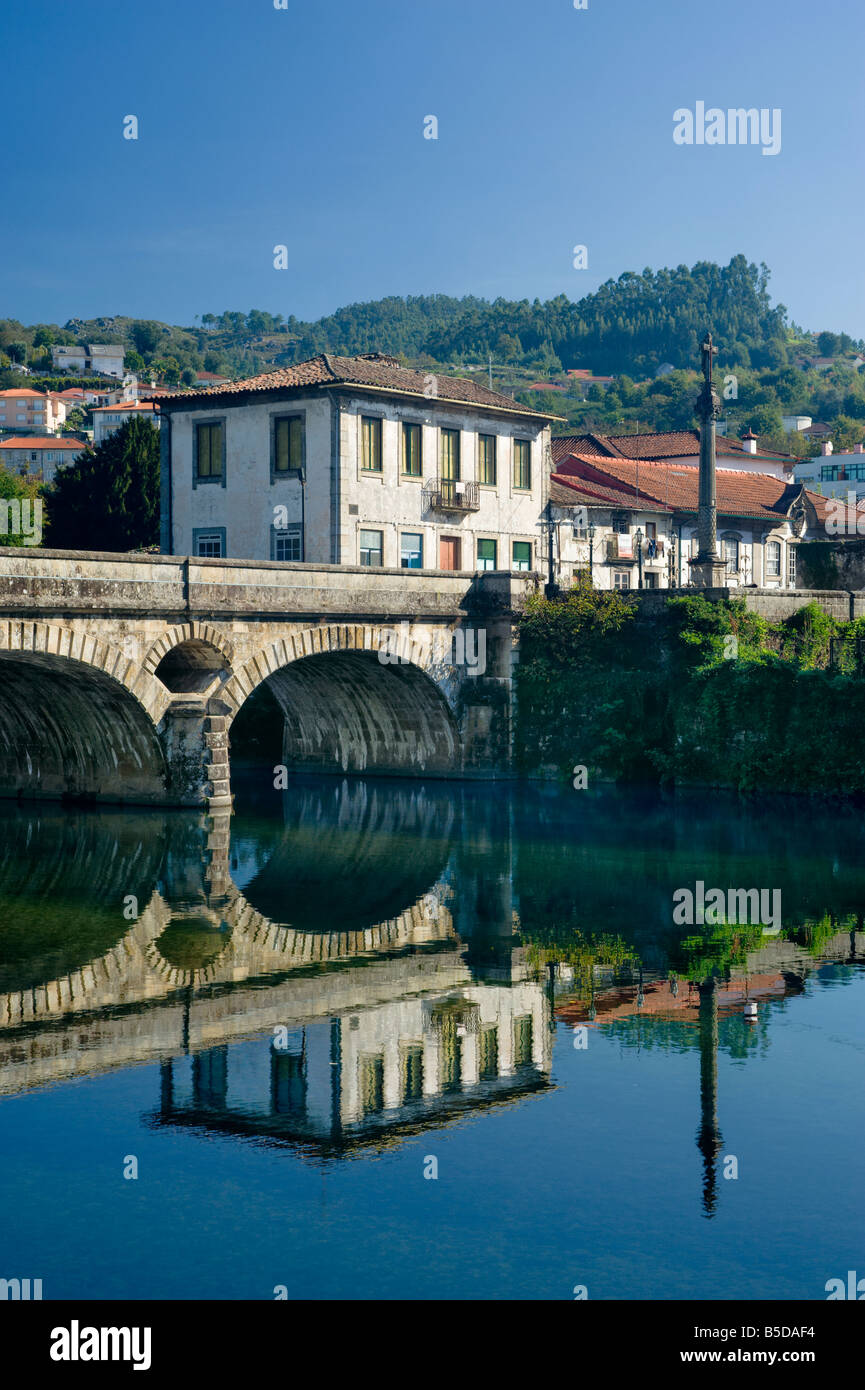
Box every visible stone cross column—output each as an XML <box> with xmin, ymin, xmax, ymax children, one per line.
<box><xmin>690</xmin><ymin>331</ymin><xmax>728</xmax><ymax>588</ymax></box>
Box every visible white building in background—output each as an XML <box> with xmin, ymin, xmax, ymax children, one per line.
<box><xmin>91</xmin><ymin>399</ymin><xmax>159</xmax><ymax>445</ymax></box>
<box><xmin>782</xmin><ymin>415</ymin><xmax>812</xmax><ymax>434</ymax></box>
<box><xmin>794</xmin><ymin>443</ymin><xmax>865</xmax><ymax>501</ymax></box>
<box><xmin>158</xmin><ymin>352</ymin><xmax>559</xmax><ymax>569</ymax></box>
<box><xmin>51</xmin><ymin>344</ymin><xmax>126</xmax><ymax>378</ymax></box>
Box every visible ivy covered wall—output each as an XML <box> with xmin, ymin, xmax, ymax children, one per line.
<box><xmin>516</xmin><ymin>583</ymin><xmax>865</xmax><ymax>794</ymax></box>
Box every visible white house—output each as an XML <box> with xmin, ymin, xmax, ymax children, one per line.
<box><xmin>51</xmin><ymin>344</ymin><xmax>125</xmax><ymax>378</ymax></box>
<box><xmin>158</xmin><ymin>352</ymin><xmax>559</xmax><ymax>570</ymax></box>
<box><xmin>91</xmin><ymin>399</ymin><xmax>159</xmax><ymax>445</ymax></box>
<box><xmin>794</xmin><ymin>443</ymin><xmax>865</xmax><ymax>501</ymax></box>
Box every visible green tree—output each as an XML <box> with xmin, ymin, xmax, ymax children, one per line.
<box><xmin>830</xmin><ymin>416</ymin><xmax>865</xmax><ymax>452</ymax></box>
<box><xmin>817</xmin><ymin>331</ymin><xmax>842</xmax><ymax>358</ymax></box>
<box><xmin>61</xmin><ymin>406</ymin><xmax>88</xmax><ymax>433</ymax></box>
<box><xmin>130</xmin><ymin>320</ymin><xmax>164</xmax><ymax>356</ymax></box>
<box><xmin>0</xmin><ymin>467</ymin><xmax>42</xmax><ymax>548</ymax></box>
<box><xmin>7</xmin><ymin>341</ymin><xmax>27</xmax><ymax>363</ymax></box>
<box><xmin>45</xmin><ymin>417</ymin><xmax>160</xmax><ymax>552</ymax></box>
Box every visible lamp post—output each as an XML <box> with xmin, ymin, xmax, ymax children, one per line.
<box><xmin>635</xmin><ymin>527</ymin><xmax>644</xmax><ymax>590</ymax></box>
<box><xmin>587</xmin><ymin>520</ymin><xmax>596</xmax><ymax>586</ymax></box>
<box><xmin>668</xmin><ymin>532</ymin><xmax>677</xmax><ymax>590</ymax></box>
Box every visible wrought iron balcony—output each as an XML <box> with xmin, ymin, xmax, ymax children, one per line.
<box><xmin>422</xmin><ymin>477</ymin><xmax>480</xmax><ymax>513</ymax></box>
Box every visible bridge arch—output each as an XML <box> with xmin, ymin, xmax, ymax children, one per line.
<box><xmin>0</xmin><ymin>623</ymin><xmax>169</xmax><ymax>803</ymax></box>
<box><xmin>144</xmin><ymin>622</ymin><xmax>236</xmax><ymax>694</ymax></box>
<box><xmin>223</xmin><ymin>624</ymin><xmax>462</xmax><ymax>777</ymax></box>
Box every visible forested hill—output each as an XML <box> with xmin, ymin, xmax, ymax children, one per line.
<box><xmin>287</xmin><ymin>257</ymin><xmax>798</xmax><ymax>375</ymax></box>
<box><xmin>2</xmin><ymin>256</ymin><xmax>862</xmax><ymax>389</ymax></box>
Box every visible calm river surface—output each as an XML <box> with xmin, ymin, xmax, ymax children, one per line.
<box><xmin>1</xmin><ymin>775</ymin><xmax>862</xmax><ymax>1300</ymax></box>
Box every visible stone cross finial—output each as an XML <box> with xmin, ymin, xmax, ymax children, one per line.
<box><xmin>697</xmin><ymin>331</ymin><xmax>721</xmax><ymax>421</ymax></box>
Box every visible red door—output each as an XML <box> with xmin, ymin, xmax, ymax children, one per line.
<box><xmin>440</xmin><ymin>536</ymin><xmax>461</xmax><ymax>570</ymax></box>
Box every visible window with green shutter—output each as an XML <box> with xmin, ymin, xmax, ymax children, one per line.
<box><xmin>512</xmin><ymin>541</ymin><xmax>532</xmax><ymax>571</ymax></box>
<box><xmin>361</xmin><ymin>416</ymin><xmax>382</xmax><ymax>471</ymax></box>
<box><xmin>402</xmin><ymin>422</ymin><xmax>422</xmax><ymax>476</ymax></box>
<box><xmin>513</xmin><ymin>438</ymin><xmax>531</xmax><ymax>490</ymax></box>
<box><xmin>274</xmin><ymin>416</ymin><xmax>304</xmax><ymax>475</ymax></box>
<box><xmin>195</xmin><ymin>422</ymin><xmax>223</xmax><ymax>480</ymax></box>
<box><xmin>477</xmin><ymin>538</ymin><xmax>497</xmax><ymax>571</ymax></box>
<box><xmin>440</xmin><ymin>427</ymin><xmax>460</xmax><ymax>481</ymax></box>
<box><xmin>478</xmin><ymin>434</ymin><xmax>497</xmax><ymax>486</ymax></box>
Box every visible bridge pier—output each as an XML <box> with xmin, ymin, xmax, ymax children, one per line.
<box><xmin>158</xmin><ymin>702</ymin><xmax>233</xmax><ymax>810</ymax></box>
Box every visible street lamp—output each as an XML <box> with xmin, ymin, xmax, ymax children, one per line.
<box><xmin>668</xmin><ymin>532</ymin><xmax>677</xmax><ymax>589</ymax></box>
<box><xmin>587</xmin><ymin>520</ymin><xmax>596</xmax><ymax>586</ymax></box>
<box><xmin>635</xmin><ymin>527</ymin><xmax>644</xmax><ymax>590</ymax></box>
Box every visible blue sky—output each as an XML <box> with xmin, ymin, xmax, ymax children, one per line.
<box><xmin>2</xmin><ymin>0</ymin><xmax>862</xmax><ymax>336</ymax></box>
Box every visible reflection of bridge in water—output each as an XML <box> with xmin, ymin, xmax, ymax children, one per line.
<box><xmin>0</xmin><ymin>785</ymin><xmax>554</xmax><ymax>1149</ymax></box>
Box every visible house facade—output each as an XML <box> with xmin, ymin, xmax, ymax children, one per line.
<box><xmin>549</xmin><ymin>453</ymin><xmax>828</xmax><ymax>592</ymax></box>
<box><xmin>0</xmin><ymin>435</ymin><xmax>87</xmax><ymax>483</ymax></box>
<box><xmin>0</xmin><ymin>389</ymin><xmax>67</xmax><ymax>436</ymax></box>
<box><xmin>50</xmin><ymin>344</ymin><xmax>126</xmax><ymax>378</ymax></box>
<box><xmin>158</xmin><ymin>353</ymin><xmax>557</xmax><ymax>570</ymax></box>
<box><xmin>91</xmin><ymin>399</ymin><xmax>159</xmax><ymax>445</ymax></box>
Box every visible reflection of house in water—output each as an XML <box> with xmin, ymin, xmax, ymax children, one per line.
<box><xmin>154</xmin><ymin>977</ymin><xmax>552</xmax><ymax>1157</ymax></box>
<box><xmin>0</xmin><ymin>783</ymin><xmax>554</xmax><ymax>1155</ymax></box>
<box><xmin>552</xmin><ymin>927</ymin><xmax>864</xmax><ymax>1217</ymax></box>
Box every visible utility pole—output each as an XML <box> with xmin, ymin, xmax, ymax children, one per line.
<box><xmin>545</xmin><ymin>500</ymin><xmax>557</xmax><ymax>599</ymax></box>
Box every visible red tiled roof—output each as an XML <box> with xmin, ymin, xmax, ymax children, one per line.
<box><xmin>0</xmin><ymin>435</ymin><xmax>86</xmax><ymax>449</ymax></box>
<box><xmin>550</xmin><ymin>475</ymin><xmax>652</xmax><ymax>509</ymax></box>
<box><xmin>552</xmin><ymin>455</ymin><xmax>830</xmax><ymax>522</ymax></box>
<box><xmin>0</xmin><ymin>388</ymin><xmax>45</xmax><ymax>399</ymax></box>
<box><xmin>157</xmin><ymin>352</ymin><xmax>562</xmax><ymax>420</ymax></box>
<box><xmin>552</xmin><ymin>428</ymin><xmax>794</xmax><ymax>464</ymax></box>
<box><xmin>90</xmin><ymin>401</ymin><xmax>156</xmax><ymax>412</ymax></box>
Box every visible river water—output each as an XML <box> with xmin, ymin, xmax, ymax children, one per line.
<box><xmin>0</xmin><ymin>774</ymin><xmax>862</xmax><ymax>1300</ymax></box>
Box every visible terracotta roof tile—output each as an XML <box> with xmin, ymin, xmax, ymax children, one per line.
<box><xmin>552</xmin><ymin>428</ymin><xmax>795</xmax><ymax>464</ymax></box>
<box><xmin>552</xmin><ymin>455</ymin><xmax>829</xmax><ymax>522</ymax></box>
<box><xmin>157</xmin><ymin>352</ymin><xmax>561</xmax><ymax>420</ymax></box>
<box><xmin>0</xmin><ymin>435</ymin><xmax>86</xmax><ymax>449</ymax></box>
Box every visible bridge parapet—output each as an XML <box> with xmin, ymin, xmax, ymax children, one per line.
<box><xmin>0</xmin><ymin>547</ymin><xmax>538</xmax><ymax>619</ymax></box>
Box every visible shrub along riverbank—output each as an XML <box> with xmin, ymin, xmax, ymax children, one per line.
<box><xmin>516</xmin><ymin>583</ymin><xmax>865</xmax><ymax>794</ymax></box>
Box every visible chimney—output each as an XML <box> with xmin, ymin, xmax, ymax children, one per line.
<box><xmin>854</xmin><ymin>444</ymin><xmax>864</xmax><ymax>454</ymax></box>
<box><xmin>821</xmin><ymin>440</ymin><xmax>834</xmax><ymax>456</ymax></box>
<box><xmin>741</xmin><ymin>428</ymin><xmax>758</xmax><ymax>455</ymax></box>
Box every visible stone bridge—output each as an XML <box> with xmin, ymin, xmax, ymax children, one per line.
<box><xmin>0</xmin><ymin>548</ymin><xmax>536</xmax><ymax>808</ymax></box>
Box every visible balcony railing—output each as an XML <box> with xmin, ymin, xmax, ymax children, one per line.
<box><xmin>422</xmin><ymin>477</ymin><xmax>480</xmax><ymax>512</ymax></box>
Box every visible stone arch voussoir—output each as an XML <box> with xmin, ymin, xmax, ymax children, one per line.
<box><xmin>143</xmin><ymin>621</ymin><xmax>237</xmax><ymax>677</ymax></box>
<box><xmin>0</xmin><ymin>619</ymin><xmax>170</xmax><ymax>727</ymax></box>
